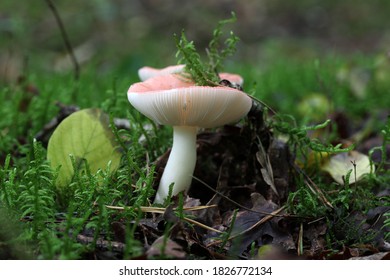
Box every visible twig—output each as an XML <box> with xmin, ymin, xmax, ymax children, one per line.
<box><xmin>105</xmin><ymin>204</ymin><xmax>222</xmax><ymax>233</ymax></box>
<box><xmin>192</xmin><ymin>175</ymin><xmax>287</xmax><ymax>216</ymax></box>
<box><xmin>45</xmin><ymin>0</ymin><xmax>80</xmax><ymax>80</ymax></box>
<box><xmin>183</xmin><ymin>217</ymin><xmax>223</xmax><ymax>233</ymax></box>
<box><xmin>292</xmin><ymin>163</ymin><xmax>333</xmax><ymax>209</ymax></box>
<box><xmin>105</xmin><ymin>204</ymin><xmax>217</xmax><ymax>213</ymax></box>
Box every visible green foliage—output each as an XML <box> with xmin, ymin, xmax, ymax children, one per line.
<box><xmin>175</xmin><ymin>31</ymin><xmax>217</xmax><ymax>86</ymax></box>
<box><xmin>369</xmin><ymin>116</ymin><xmax>390</xmax><ymax>173</ymax></box>
<box><xmin>217</xmin><ymin>209</ymin><xmax>238</xmax><ymax>254</ymax></box>
<box><xmin>271</xmin><ymin>115</ymin><xmax>354</xmax><ymax>158</ymax></box>
<box><xmin>282</xmin><ymin>112</ymin><xmax>387</xmax><ymax>249</ymax></box>
<box><xmin>17</xmin><ymin>140</ymin><xmax>56</xmax><ymax>240</ymax></box>
<box><xmin>206</xmin><ymin>12</ymin><xmax>240</xmax><ymax>75</ymax></box>
<box><xmin>326</xmin><ymin>214</ymin><xmax>378</xmax><ymax>248</ymax></box>
<box><xmin>384</xmin><ymin>212</ymin><xmax>390</xmax><ymax>241</ymax></box>
<box><xmin>0</xmin><ymin>70</ymin><xmax>160</xmax><ymax>259</ymax></box>
<box><xmin>0</xmin><ymin>154</ymin><xmax>17</xmax><ymax>208</ymax></box>
<box><xmin>175</xmin><ymin>12</ymin><xmax>239</xmax><ymax>86</ymax></box>
<box><xmin>0</xmin><ymin>207</ymin><xmax>33</xmax><ymax>259</ymax></box>
<box><xmin>174</xmin><ymin>192</ymin><xmax>185</xmax><ymax>220</ymax></box>
<box><xmin>368</xmin><ymin>117</ymin><xmax>390</xmax><ymax>241</ymax></box>
<box><xmin>286</xmin><ymin>177</ymin><xmax>328</xmax><ymax>218</ymax></box>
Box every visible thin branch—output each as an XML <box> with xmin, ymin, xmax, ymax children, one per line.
<box><xmin>192</xmin><ymin>175</ymin><xmax>287</xmax><ymax>217</ymax></box>
<box><xmin>292</xmin><ymin>162</ymin><xmax>334</xmax><ymax>209</ymax></box>
<box><xmin>105</xmin><ymin>204</ymin><xmax>222</xmax><ymax>233</ymax></box>
<box><xmin>45</xmin><ymin>0</ymin><xmax>80</xmax><ymax>80</ymax></box>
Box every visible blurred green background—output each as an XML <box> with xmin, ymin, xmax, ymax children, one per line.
<box><xmin>2</xmin><ymin>0</ymin><xmax>390</xmax><ymax>79</ymax></box>
<box><xmin>1</xmin><ymin>0</ymin><xmax>390</xmax><ymax>120</ymax></box>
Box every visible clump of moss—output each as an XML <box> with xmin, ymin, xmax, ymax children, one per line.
<box><xmin>175</xmin><ymin>12</ymin><xmax>239</xmax><ymax>86</ymax></box>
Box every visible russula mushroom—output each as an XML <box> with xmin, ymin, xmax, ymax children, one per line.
<box><xmin>128</xmin><ymin>73</ymin><xmax>252</xmax><ymax>204</ymax></box>
<box><xmin>138</xmin><ymin>64</ymin><xmax>244</xmax><ymax>87</ymax></box>
<box><xmin>138</xmin><ymin>65</ymin><xmax>185</xmax><ymax>81</ymax></box>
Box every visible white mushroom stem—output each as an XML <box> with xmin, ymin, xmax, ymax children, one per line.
<box><xmin>154</xmin><ymin>126</ymin><xmax>198</xmax><ymax>204</ymax></box>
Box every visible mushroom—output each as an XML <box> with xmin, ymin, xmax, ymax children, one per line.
<box><xmin>138</xmin><ymin>65</ymin><xmax>185</xmax><ymax>81</ymax></box>
<box><xmin>138</xmin><ymin>64</ymin><xmax>244</xmax><ymax>87</ymax></box>
<box><xmin>128</xmin><ymin>73</ymin><xmax>252</xmax><ymax>204</ymax></box>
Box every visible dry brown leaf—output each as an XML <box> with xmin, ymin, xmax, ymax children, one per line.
<box><xmin>256</xmin><ymin>140</ymin><xmax>278</xmax><ymax>196</ymax></box>
<box><xmin>349</xmin><ymin>252</ymin><xmax>390</xmax><ymax>260</ymax></box>
<box><xmin>146</xmin><ymin>236</ymin><xmax>186</xmax><ymax>259</ymax></box>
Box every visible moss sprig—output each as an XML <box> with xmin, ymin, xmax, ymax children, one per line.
<box><xmin>175</xmin><ymin>12</ymin><xmax>239</xmax><ymax>86</ymax></box>
<box><xmin>272</xmin><ymin>116</ymin><xmax>355</xmax><ymax>154</ymax></box>
<box><xmin>206</xmin><ymin>12</ymin><xmax>240</xmax><ymax>75</ymax></box>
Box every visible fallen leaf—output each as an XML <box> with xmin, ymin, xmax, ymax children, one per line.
<box><xmin>146</xmin><ymin>236</ymin><xmax>186</xmax><ymax>259</ymax></box>
<box><xmin>297</xmin><ymin>93</ymin><xmax>333</xmax><ymax>121</ymax></box>
<box><xmin>47</xmin><ymin>108</ymin><xmax>122</xmax><ymax>187</ymax></box>
<box><xmin>227</xmin><ymin>193</ymin><xmax>295</xmax><ymax>256</ymax></box>
<box><xmin>322</xmin><ymin>151</ymin><xmax>374</xmax><ymax>184</ymax></box>
<box><xmin>349</xmin><ymin>252</ymin><xmax>390</xmax><ymax>260</ymax></box>
<box><xmin>256</xmin><ymin>140</ymin><xmax>278</xmax><ymax>196</ymax></box>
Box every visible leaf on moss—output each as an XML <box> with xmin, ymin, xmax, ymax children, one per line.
<box><xmin>322</xmin><ymin>151</ymin><xmax>374</xmax><ymax>184</ymax></box>
<box><xmin>297</xmin><ymin>93</ymin><xmax>333</xmax><ymax>122</ymax></box>
<box><xmin>256</xmin><ymin>140</ymin><xmax>278</xmax><ymax>196</ymax></box>
<box><xmin>47</xmin><ymin>108</ymin><xmax>121</xmax><ymax>187</ymax></box>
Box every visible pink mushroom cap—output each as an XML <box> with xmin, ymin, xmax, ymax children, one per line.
<box><xmin>128</xmin><ymin>73</ymin><xmax>252</xmax><ymax>128</ymax></box>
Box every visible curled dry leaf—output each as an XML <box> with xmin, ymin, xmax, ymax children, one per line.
<box><xmin>322</xmin><ymin>151</ymin><xmax>374</xmax><ymax>184</ymax></box>
<box><xmin>256</xmin><ymin>140</ymin><xmax>278</xmax><ymax>196</ymax></box>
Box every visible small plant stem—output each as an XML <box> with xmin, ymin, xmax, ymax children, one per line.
<box><xmin>298</xmin><ymin>223</ymin><xmax>304</xmax><ymax>256</ymax></box>
<box><xmin>45</xmin><ymin>0</ymin><xmax>80</xmax><ymax>81</ymax></box>
<box><xmin>351</xmin><ymin>160</ymin><xmax>357</xmax><ymax>188</ymax></box>
<box><xmin>217</xmin><ymin>209</ymin><xmax>238</xmax><ymax>253</ymax></box>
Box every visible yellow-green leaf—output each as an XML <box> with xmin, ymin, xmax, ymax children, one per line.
<box><xmin>297</xmin><ymin>93</ymin><xmax>333</xmax><ymax>122</ymax></box>
<box><xmin>47</xmin><ymin>108</ymin><xmax>121</xmax><ymax>187</ymax></box>
<box><xmin>322</xmin><ymin>151</ymin><xmax>374</xmax><ymax>185</ymax></box>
